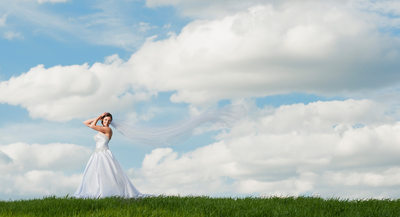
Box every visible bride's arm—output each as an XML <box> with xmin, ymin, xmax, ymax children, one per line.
<box><xmin>83</xmin><ymin>116</ymin><xmax>100</xmax><ymax>127</ymax></box>
<box><xmin>83</xmin><ymin>113</ymin><xmax>110</xmax><ymax>134</ymax></box>
<box><xmin>83</xmin><ymin>112</ymin><xmax>107</xmax><ymax>127</ymax></box>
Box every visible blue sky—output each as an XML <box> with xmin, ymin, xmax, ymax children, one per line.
<box><xmin>0</xmin><ymin>0</ymin><xmax>186</xmax><ymax>77</ymax></box>
<box><xmin>1</xmin><ymin>0</ymin><xmax>400</xmax><ymax>200</ymax></box>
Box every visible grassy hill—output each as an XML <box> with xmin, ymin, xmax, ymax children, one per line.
<box><xmin>0</xmin><ymin>196</ymin><xmax>399</xmax><ymax>217</ymax></box>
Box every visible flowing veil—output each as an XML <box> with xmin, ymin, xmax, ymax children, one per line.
<box><xmin>110</xmin><ymin>105</ymin><xmax>246</xmax><ymax>146</ymax></box>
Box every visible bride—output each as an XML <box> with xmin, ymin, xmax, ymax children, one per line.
<box><xmin>73</xmin><ymin>106</ymin><xmax>242</xmax><ymax>198</ymax></box>
<box><xmin>74</xmin><ymin>112</ymin><xmax>142</xmax><ymax>198</ymax></box>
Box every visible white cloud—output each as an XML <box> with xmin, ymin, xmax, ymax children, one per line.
<box><xmin>1</xmin><ymin>1</ymin><xmax>400</xmax><ymax>120</ymax></box>
<box><xmin>0</xmin><ymin>0</ymin><xmax>150</xmax><ymax>49</ymax></box>
<box><xmin>0</xmin><ymin>142</ymin><xmax>91</xmax><ymax>198</ymax></box>
<box><xmin>137</xmin><ymin>22</ymin><xmax>157</xmax><ymax>33</ymax></box>
<box><xmin>127</xmin><ymin>3</ymin><xmax>400</xmax><ymax>105</ymax></box>
<box><xmin>146</xmin><ymin>0</ymin><xmax>269</xmax><ymax>18</ymax></box>
<box><xmin>3</xmin><ymin>31</ymin><xmax>23</xmax><ymax>40</ymax></box>
<box><xmin>0</xmin><ymin>55</ymin><xmax>156</xmax><ymax>121</ymax></box>
<box><xmin>0</xmin><ymin>121</ymin><xmax>87</xmax><ymax>145</ymax></box>
<box><xmin>133</xmin><ymin>99</ymin><xmax>400</xmax><ymax>198</ymax></box>
<box><xmin>325</xmin><ymin>168</ymin><xmax>400</xmax><ymax>187</ymax></box>
<box><xmin>0</xmin><ymin>14</ymin><xmax>6</xmax><ymax>27</ymax></box>
<box><xmin>0</xmin><ymin>170</ymin><xmax>82</xmax><ymax>198</ymax></box>
<box><xmin>0</xmin><ymin>142</ymin><xmax>91</xmax><ymax>171</ymax></box>
<box><xmin>14</xmin><ymin>170</ymin><xmax>81</xmax><ymax>196</ymax></box>
<box><xmin>354</xmin><ymin>0</ymin><xmax>400</xmax><ymax>17</ymax></box>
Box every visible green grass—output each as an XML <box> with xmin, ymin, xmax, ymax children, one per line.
<box><xmin>0</xmin><ymin>196</ymin><xmax>399</xmax><ymax>217</ymax></box>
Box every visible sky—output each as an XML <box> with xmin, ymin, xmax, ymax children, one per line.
<box><xmin>1</xmin><ymin>0</ymin><xmax>400</xmax><ymax>200</ymax></box>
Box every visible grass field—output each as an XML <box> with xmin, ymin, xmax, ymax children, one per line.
<box><xmin>0</xmin><ymin>196</ymin><xmax>399</xmax><ymax>217</ymax></box>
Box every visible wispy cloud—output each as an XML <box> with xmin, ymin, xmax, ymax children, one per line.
<box><xmin>37</xmin><ymin>0</ymin><xmax>68</xmax><ymax>4</ymax></box>
<box><xmin>3</xmin><ymin>31</ymin><xmax>23</xmax><ymax>40</ymax></box>
<box><xmin>146</xmin><ymin>0</ymin><xmax>269</xmax><ymax>18</ymax></box>
<box><xmin>0</xmin><ymin>0</ymin><xmax>156</xmax><ymax>50</ymax></box>
<box><xmin>0</xmin><ymin>14</ymin><xmax>6</xmax><ymax>27</ymax></box>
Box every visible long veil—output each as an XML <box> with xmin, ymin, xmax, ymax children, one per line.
<box><xmin>110</xmin><ymin>105</ymin><xmax>245</xmax><ymax>146</ymax></box>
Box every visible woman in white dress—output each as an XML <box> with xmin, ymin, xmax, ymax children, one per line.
<box><xmin>74</xmin><ymin>112</ymin><xmax>142</xmax><ymax>198</ymax></box>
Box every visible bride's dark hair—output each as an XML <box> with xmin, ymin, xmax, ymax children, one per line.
<box><xmin>101</xmin><ymin>112</ymin><xmax>113</xmax><ymax>125</ymax></box>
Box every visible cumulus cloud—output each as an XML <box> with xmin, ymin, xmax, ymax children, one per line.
<box><xmin>0</xmin><ymin>170</ymin><xmax>81</xmax><ymax>198</ymax></box>
<box><xmin>0</xmin><ymin>142</ymin><xmax>91</xmax><ymax>171</ymax></box>
<box><xmin>128</xmin><ymin>2</ymin><xmax>400</xmax><ymax>105</ymax></box>
<box><xmin>0</xmin><ymin>55</ymin><xmax>155</xmax><ymax>121</ymax></box>
<box><xmin>1</xmin><ymin>1</ymin><xmax>400</xmax><ymax>120</ymax></box>
<box><xmin>0</xmin><ymin>142</ymin><xmax>91</xmax><ymax>198</ymax></box>
<box><xmin>12</xmin><ymin>170</ymin><xmax>81</xmax><ymax>196</ymax></box>
<box><xmin>133</xmin><ymin>99</ymin><xmax>400</xmax><ymax>198</ymax></box>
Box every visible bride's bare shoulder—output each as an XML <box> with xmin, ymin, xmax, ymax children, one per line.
<box><xmin>104</xmin><ymin>126</ymin><xmax>112</xmax><ymax>133</ymax></box>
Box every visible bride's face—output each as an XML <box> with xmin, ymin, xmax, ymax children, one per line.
<box><xmin>102</xmin><ymin>116</ymin><xmax>111</xmax><ymax>127</ymax></box>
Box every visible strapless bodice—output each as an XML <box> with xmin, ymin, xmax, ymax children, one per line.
<box><xmin>94</xmin><ymin>133</ymin><xmax>109</xmax><ymax>152</ymax></box>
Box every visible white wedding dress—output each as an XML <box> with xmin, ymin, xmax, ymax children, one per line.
<box><xmin>74</xmin><ymin>132</ymin><xmax>142</xmax><ymax>198</ymax></box>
